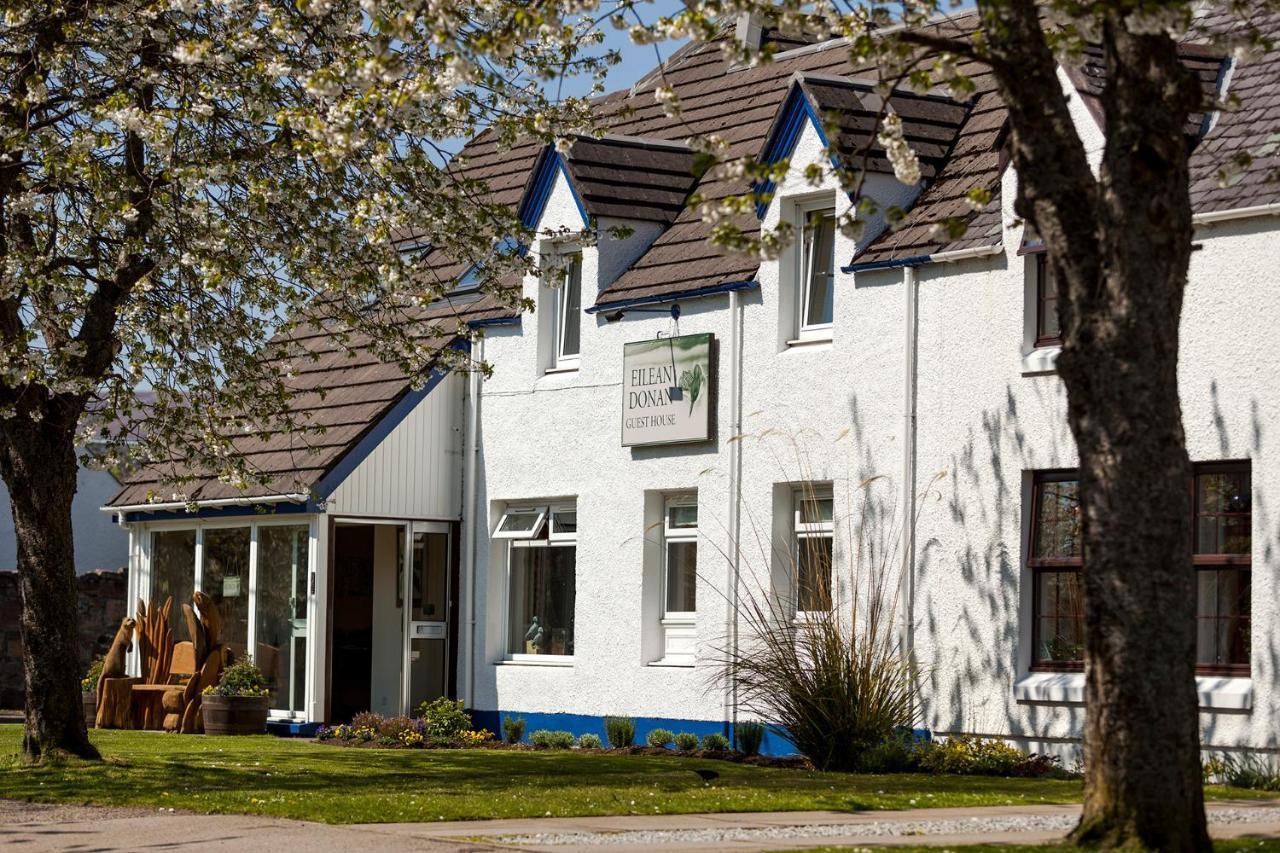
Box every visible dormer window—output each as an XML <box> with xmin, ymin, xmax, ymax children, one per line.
<box><xmin>545</xmin><ymin>248</ymin><xmax>582</xmax><ymax>373</ymax></box>
<box><xmin>796</xmin><ymin>203</ymin><xmax>836</xmax><ymax>342</ymax></box>
<box><xmin>1035</xmin><ymin>254</ymin><xmax>1061</xmax><ymax>348</ymax></box>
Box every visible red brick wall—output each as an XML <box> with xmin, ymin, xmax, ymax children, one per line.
<box><xmin>0</xmin><ymin>569</ymin><xmax>127</xmax><ymax>709</ymax></box>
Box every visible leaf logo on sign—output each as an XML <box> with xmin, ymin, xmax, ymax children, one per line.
<box><xmin>679</xmin><ymin>363</ymin><xmax>704</xmax><ymax>415</ymax></box>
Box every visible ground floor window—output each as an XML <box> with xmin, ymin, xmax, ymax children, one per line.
<box><xmin>793</xmin><ymin>486</ymin><xmax>834</xmax><ymax>614</ymax></box>
<box><xmin>202</xmin><ymin>527</ymin><xmax>250</xmax><ymax>658</ymax></box>
<box><xmin>1029</xmin><ymin>463</ymin><xmax>1251</xmax><ymax>674</ymax></box>
<box><xmin>145</xmin><ymin>521</ymin><xmax>313</xmax><ymax>713</ymax></box>
<box><xmin>150</xmin><ymin>529</ymin><xmax>195</xmax><ymax>635</ymax></box>
<box><xmin>498</xmin><ymin>503</ymin><xmax>576</xmax><ymax>659</ymax></box>
<box><xmin>656</xmin><ymin>494</ymin><xmax>698</xmax><ymax>665</ymax></box>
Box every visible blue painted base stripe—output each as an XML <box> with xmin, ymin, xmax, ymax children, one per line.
<box><xmin>469</xmin><ymin>709</ymin><xmax>799</xmax><ymax>757</ymax></box>
<box><xmin>268</xmin><ymin>720</ymin><xmax>321</xmax><ymax>737</ymax></box>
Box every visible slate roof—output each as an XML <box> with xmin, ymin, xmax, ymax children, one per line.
<box><xmin>561</xmin><ymin>135</ymin><xmax>700</xmax><ymax>225</ymax></box>
<box><xmin>111</xmin><ymin>9</ymin><xmax>1280</xmax><ymax>506</ymax></box>
<box><xmin>1188</xmin><ymin>7</ymin><xmax>1280</xmax><ymax>214</ymax></box>
<box><xmin>795</xmin><ymin>74</ymin><xmax>973</xmax><ymax>181</ymax></box>
<box><xmin>1062</xmin><ymin>42</ymin><xmax>1228</xmax><ymax>140</ymax></box>
<box><xmin>107</xmin><ymin>292</ymin><xmax>511</xmax><ymax>507</ymax></box>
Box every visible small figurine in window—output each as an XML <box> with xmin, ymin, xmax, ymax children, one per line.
<box><xmin>524</xmin><ymin>616</ymin><xmax>544</xmax><ymax>654</ymax></box>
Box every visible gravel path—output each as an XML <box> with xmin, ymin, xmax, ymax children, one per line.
<box><xmin>500</xmin><ymin>806</ymin><xmax>1280</xmax><ymax>847</ymax></box>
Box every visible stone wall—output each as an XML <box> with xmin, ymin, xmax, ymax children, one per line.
<box><xmin>0</xmin><ymin>569</ymin><xmax>128</xmax><ymax>709</ymax></box>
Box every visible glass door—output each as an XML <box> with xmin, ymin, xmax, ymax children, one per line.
<box><xmin>402</xmin><ymin>522</ymin><xmax>451</xmax><ymax>713</ymax></box>
<box><xmin>256</xmin><ymin>524</ymin><xmax>310</xmax><ymax>716</ymax></box>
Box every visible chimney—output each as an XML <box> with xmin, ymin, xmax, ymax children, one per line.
<box><xmin>734</xmin><ymin>12</ymin><xmax>766</xmax><ymax>53</ymax></box>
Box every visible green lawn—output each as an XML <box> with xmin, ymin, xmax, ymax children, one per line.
<box><xmin>0</xmin><ymin>726</ymin><xmax>1265</xmax><ymax>825</ymax></box>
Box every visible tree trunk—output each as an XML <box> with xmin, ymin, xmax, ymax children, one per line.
<box><xmin>969</xmin><ymin>3</ymin><xmax>1211</xmax><ymax>847</ymax></box>
<box><xmin>1057</xmin><ymin>20</ymin><xmax>1209</xmax><ymax>853</ymax></box>
<box><xmin>0</xmin><ymin>419</ymin><xmax>99</xmax><ymax>762</ymax></box>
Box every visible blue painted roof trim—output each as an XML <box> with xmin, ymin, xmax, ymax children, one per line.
<box><xmin>468</xmin><ymin>314</ymin><xmax>522</xmax><ymax>329</ymax></box>
<box><xmin>123</xmin><ymin>501</ymin><xmax>315</xmax><ymax>524</ymax></box>
<box><xmin>586</xmin><ymin>279</ymin><xmax>758</xmax><ymax>314</ymax></box>
<box><xmin>753</xmin><ymin>82</ymin><xmax>841</xmax><ymax>219</ymax></box>
<box><xmin>308</xmin><ymin>361</ymin><xmax>455</xmax><ymax>501</ymax></box>
<box><xmin>518</xmin><ymin>145</ymin><xmax>589</xmax><ymax>230</ymax></box>
<box><xmin>840</xmin><ymin>253</ymin><xmax>933</xmax><ymax>273</ymax></box>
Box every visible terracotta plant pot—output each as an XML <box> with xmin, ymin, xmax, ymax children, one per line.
<box><xmin>201</xmin><ymin>694</ymin><xmax>269</xmax><ymax>735</ymax></box>
<box><xmin>82</xmin><ymin>692</ymin><xmax>97</xmax><ymax>728</ymax></box>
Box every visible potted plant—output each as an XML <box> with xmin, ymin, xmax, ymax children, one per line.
<box><xmin>201</xmin><ymin>661</ymin><xmax>270</xmax><ymax>735</ymax></box>
<box><xmin>81</xmin><ymin>657</ymin><xmax>103</xmax><ymax>727</ymax></box>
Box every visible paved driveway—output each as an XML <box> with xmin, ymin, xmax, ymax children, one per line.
<box><xmin>4</xmin><ymin>798</ymin><xmax>1279</xmax><ymax>851</ymax></box>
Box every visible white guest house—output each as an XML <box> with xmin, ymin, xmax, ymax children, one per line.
<box><xmin>107</xmin><ymin>10</ymin><xmax>1280</xmax><ymax>756</ymax></box>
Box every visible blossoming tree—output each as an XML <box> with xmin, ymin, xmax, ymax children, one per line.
<box><xmin>632</xmin><ymin>0</ymin><xmax>1276</xmax><ymax>848</ymax></box>
<box><xmin>0</xmin><ymin>0</ymin><xmax>623</xmax><ymax>762</ymax></box>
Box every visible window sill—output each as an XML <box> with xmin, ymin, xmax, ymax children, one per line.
<box><xmin>785</xmin><ymin>336</ymin><xmax>833</xmax><ymax>350</ymax></box>
<box><xmin>1020</xmin><ymin>346</ymin><xmax>1060</xmax><ymax>376</ymax></box>
<box><xmin>649</xmin><ymin>658</ymin><xmax>695</xmax><ymax>669</ymax></box>
<box><xmin>543</xmin><ymin>365</ymin><xmax>579</xmax><ymax>376</ymax></box>
<box><xmin>498</xmin><ymin>655</ymin><xmax>574</xmax><ymax>667</ymax></box>
<box><xmin>1014</xmin><ymin>671</ymin><xmax>1253</xmax><ymax>711</ymax></box>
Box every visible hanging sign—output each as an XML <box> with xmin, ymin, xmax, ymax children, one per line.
<box><xmin>621</xmin><ymin>332</ymin><xmax>715</xmax><ymax>447</ymax></box>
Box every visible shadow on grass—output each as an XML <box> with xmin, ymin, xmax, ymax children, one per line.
<box><xmin>0</xmin><ymin>726</ymin><xmax>1084</xmax><ymax>824</ymax></box>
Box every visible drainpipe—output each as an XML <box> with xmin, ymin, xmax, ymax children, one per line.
<box><xmin>725</xmin><ymin>288</ymin><xmax>744</xmax><ymax>732</ymax></box>
<box><xmin>900</xmin><ymin>266</ymin><xmax>919</xmax><ymax>696</ymax></box>
<box><xmin>462</xmin><ymin>337</ymin><xmax>483</xmax><ymax>709</ymax></box>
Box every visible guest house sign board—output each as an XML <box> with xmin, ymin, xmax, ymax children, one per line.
<box><xmin>621</xmin><ymin>333</ymin><xmax>715</xmax><ymax>447</ymax></box>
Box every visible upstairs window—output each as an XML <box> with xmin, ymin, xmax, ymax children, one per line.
<box><xmin>550</xmin><ymin>251</ymin><xmax>582</xmax><ymax>370</ymax></box>
<box><xmin>793</xmin><ymin>487</ymin><xmax>834</xmax><ymax>613</ymax></box>
<box><xmin>1035</xmin><ymin>254</ymin><xmax>1061</xmax><ymax>348</ymax></box>
<box><xmin>796</xmin><ymin>204</ymin><xmax>835</xmax><ymax>341</ymax></box>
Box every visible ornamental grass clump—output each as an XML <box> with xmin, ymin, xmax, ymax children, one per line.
<box><xmin>646</xmin><ymin>728</ymin><xmax>675</xmax><ymax>749</ymax></box>
<box><xmin>530</xmin><ymin>729</ymin><xmax>575</xmax><ymax>749</ymax></box>
<box><xmin>712</xmin><ymin>476</ymin><xmax>925</xmax><ymax>772</ymax></box>
<box><xmin>604</xmin><ymin>716</ymin><xmax>636</xmax><ymax>748</ymax></box>
<box><xmin>734</xmin><ymin>721</ymin><xmax>765</xmax><ymax>756</ymax></box>
<box><xmin>503</xmin><ymin>716</ymin><xmax>526</xmax><ymax>744</ymax></box>
<box><xmin>700</xmin><ymin>733</ymin><xmax>730</xmax><ymax>752</ymax></box>
<box><xmin>577</xmin><ymin>733</ymin><xmax>602</xmax><ymax>749</ymax></box>
<box><xmin>673</xmin><ymin>732</ymin><xmax>699</xmax><ymax>752</ymax></box>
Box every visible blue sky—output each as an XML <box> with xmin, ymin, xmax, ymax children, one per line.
<box><xmin>553</xmin><ymin>0</ymin><xmax>691</xmax><ymax>100</ymax></box>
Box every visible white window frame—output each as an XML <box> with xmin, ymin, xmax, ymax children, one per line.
<box><xmin>793</xmin><ymin>486</ymin><xmax>835</xmax><ymax>616</ymax></box>
<box><xmin>661</xmin><ymin>495</ymin><xmax>698</xmax><ymax>621</ymax></box>
<box><xmin>548</xmin><ymin>248</ymin><xmax>582</xmax><ymax>372</ymax></box>
<box><xmin>795</xmin><ymin>201</ymin><xmax>836</xmax><ymax>343</ymax></box>
<box><xmin>504</xmin><ymin>501</ymin><xmax>577</xmax><ymax>664</ymax></box>
<box><xmin>141</xmin><ymin>517</ymin><xmax>317</xmax><ymax>720</ymax></box>
<box><xmin>493</xmin><ymin>506</ymin><xmax>548</xmax><ymax>540</ymax></box>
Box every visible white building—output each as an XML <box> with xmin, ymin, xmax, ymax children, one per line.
<box><xmin>107</xmin><ymin>12</ymin><xmax>1280</xmax><ymax>755</ymax></box>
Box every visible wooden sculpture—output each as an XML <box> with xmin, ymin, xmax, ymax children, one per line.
<box><xmin>129</xmin><ymin>597</ymin><xmax>176</xmax><ymax>729</ymax></box>
<box><xmin>171</xmin><ymin>591</ymin><xmax>230</xmax><ymax>733</ymax></box>
<box><xmin>125</xmin><ymin>592</ymin><xmax>231</xmax><ymax>732</ymax></box>
<box><xmin>95</xmin><ymin>617</ymin><xmax>140</xmax><ymax>729</ymax></box>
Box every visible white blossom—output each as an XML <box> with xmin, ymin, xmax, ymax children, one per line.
<box><xmin>876</xmin><ymin>113</ymin><xmax>922</xmax><ymax>187</ymax></box>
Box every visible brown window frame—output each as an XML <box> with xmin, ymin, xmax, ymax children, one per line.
<box><xmin>1028</xmin><ymin>470</ymin><xmax>1083</xmax><ymax>672</ymax></box>
<box><xmin>1028</xmin><ymin>462</ymin><xmax>1253</xmax><ymax>676</ymax></box>
<box><xmin>1034</xmin><ymin>254</ymin><xmax>1062</xmax><ymax>348</ymax></box>
<box><xmin>1191</xmin><ymin>461</ymin><xmax>1252</xmax><ymax>677</ymax></box>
